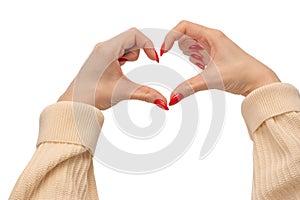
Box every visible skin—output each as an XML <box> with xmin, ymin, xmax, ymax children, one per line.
<box><xmin>58</xmin><ymin>28</ymin><xmax>167</xmax><ymax>110</ymax></box>
<box><xmin>162</xmin><ymin>20</ymin><xmax>280</xmax><ymax>101</ymax></box>
<box><xmin>59</xmin><ymin>21</ymin><xmax>280</xmax><ymax>109</ymax></box>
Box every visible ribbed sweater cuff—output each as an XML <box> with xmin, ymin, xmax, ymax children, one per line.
<box><xmin>242</xmin><ymin>83</ymin><xmax>300</xmax><ymax>136</ymax></box>
<box><xmin>37</xmin><ymin>101</ymin><xmax>104</xmax><ymax>154</ymax></box>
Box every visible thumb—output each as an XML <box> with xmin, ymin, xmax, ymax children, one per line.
<box><xmin>130</xmin><ymin>84</ymin><xmax>169</xmax><ymax>110</ymax></box>
<box><xmin>169</xmin><ymin>73</ymin><xmax>208</xmax><ymax>106</ymax></box>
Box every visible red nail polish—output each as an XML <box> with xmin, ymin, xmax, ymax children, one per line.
<box><xmin>169</xmin><ymin>93</ymin><xmax>184</xmax><ymax>106</ymax></box>
<box><xmin>191</xmin><ymin>54</ymin><xmax>203</xmax><ymax>61</ymax></box>
<box><xmin>118</xmin><ymin>58</ymin><xmax>128</xmax><ymax>63</ymax></box>
<box><xmin>154</xmin><ymin>99</ymin><xmax>169</xmax><ymax>110</ymax></box>
<box><xmin>160</xmin><ymin>42</ymin><xmax>165</xmax><ymax>56</ymax></box>
<box><xmin>196</xmin><ymin>62</ymin><xmax>205</xmax><ymax>70</ymax></box>
<box><xmin>189</xmin><ymin>45</ymin><xmax>203</xmax><ymax>50</ymax></box>
<box><xmin>154</xmin><ymin>51</ymin><xmax>159</xmax><ymax>63</ymax></box>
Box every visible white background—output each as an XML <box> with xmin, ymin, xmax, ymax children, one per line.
<box><xmin>0</xmin><ymin>0</ymin><xmax>299</xmax><ymax>199</ymax></box>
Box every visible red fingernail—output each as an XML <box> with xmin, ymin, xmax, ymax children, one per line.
<box><xmin>160</xmin><ymin>42</ymin><xmax>165</xmax><ymax>56</ymax></box>
<box><xmin>189</xmin><ymin>45</ymin><xmax>203</xmax><ymax>50</ymax></box>
<box><xmin>154</xmin><ymin>51</ymin><xmax>159</xmax><ymax>63</ymax></box>
<box><xmin>118</xmin><ymin>58</ymin><xmax>128</xmax><ymax>62</ymax></box>
<box><xmin>191</xmin><ymin>54</ymin><xmax>203</xmax><ymax>61</ymax></box>
<box><xmin>196</xmin><ymin>62</ymin><xmax>205</xmax><ymax>70</ymax></box>
<box><xmin>169</xmin><ymin>93</ymin><xmax>184</xmax><ymax>106</ymax></box>
<box><xmin>154</xmin><ymin>99</ymin><xmax>169</xmax><ymax>110</ymax></box>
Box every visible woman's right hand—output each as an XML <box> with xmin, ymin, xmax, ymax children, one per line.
<box><xmin>160</xmin><ymin>20</ymin><xmax>280</xmax><ymax>105</ymax></box>
<box><xmin>58</xmin><ymin>28</ymin><xmax>168</xmax><ymax>110</ymax></box>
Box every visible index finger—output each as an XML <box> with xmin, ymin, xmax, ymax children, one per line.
<box><xmin>106</xmin><ymin>28</ymin><xmax>159</xmax><ymax>63</ymax></box>
<box><xmin>162</xmin><ymin>20</ymin><xmax>211</xmax><ymax>54</ymax></box>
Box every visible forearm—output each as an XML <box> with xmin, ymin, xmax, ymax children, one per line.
<box><xmin>10</xmin><ymin>102</ymin><xmax>103</xmax><ymax>200</ymax></box>
<box><xmin>242</xmin><ymin>83</ymin><xmax>300</xmax><ymax>200</ymax></box>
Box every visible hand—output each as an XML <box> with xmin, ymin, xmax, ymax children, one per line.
<box><xmin>58</xmin><ymin>28</ymin><xmax>169</xmax><ymax>110</ymax></box>
<box><xmin>160</xmin><ymin>20</ymin><xmax>280</xmax><ymax>105</ymax></box>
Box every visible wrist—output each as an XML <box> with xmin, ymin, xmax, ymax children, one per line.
<box><xmin>58</xmin><ymin>88</ymin><xmax>73</xmax><ymax>102</ymax></box>
<box><xmin>244</xmin><ymin>70</ymin><xmax>280</xmax><ymax>96</ymax></box>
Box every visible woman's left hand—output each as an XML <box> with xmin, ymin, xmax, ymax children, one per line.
<box><xmin>58</xmin><ymin>28</ymin><xmax>168</xmax><ymax>110</ymax></box>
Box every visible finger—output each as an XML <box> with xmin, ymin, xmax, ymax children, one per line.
<box><xmin>108</xmin><ymin>28</ymin><xmax>159</xmax><ymax>63</ymax></box>
<box><xmin>169</xmin><ymin>73</ymin><xmax>208</xmax><ymax>106</ymax></box>
<box><xmin>178</xmin><ymin>36</ymin><xmax>198</xmax><ymax>52</ymax></box>
<box><xmin>189</xmin><ymin>52</ymin><xmax>207</xmax><ymax>70</ymax></box>
<box><xmin>178</xmin><ymin>38</ymin><xmax>207</xmax><ymax>70</ymax></box>
<box><xmin>129</xmin><ymin>29</ymin><xmax>159</xmax><ymax>63</ymax></box>
<box><xmin>178</xmin><ymin>36</ymin><xmax>205</xmax><ymax>57</ymax></box>
<box><xmin>189</xmin><ymin>56</ymin><xmax>206</xmax><ymax>70</ymax></box>
<box><xmin>161</xmin><ymin>20</ymin><xmax>212</xmax><ymax>55</ymax></box>
<box><xmin>130</xmin><ymin>83</ymin><xmax>169</xmax><ymax>110</ymax></box>
<box><xmin>123</xmin><ymin>49</ymin><xmax>140</xmax><ymax>61</ymax></box>
<box><xmin>110</xmin><ymin>76</ymin><xmax>168</xmax><ymax>110</ymax></box>
<box><xmin>118</xmin><ymin>49</ymin><xmax>140</xmax><ymax>66</ymax></box>
<box><xmin>112</xmin><ymin>76</ymin><xmax>169</xmax><ymax>110</ymax></box>
<box><xmin>184</xmin><ymin>45</ymin><xmax>211</xmax><ymax>68</ymax></box>
<box><xmin>161</xmin><ymin>29</ymin><xmax>184</xmax><ymax>55</ymax></box>
<box><xmin>144</xmin><ymin>48</ymin><xmax>159</xmax><ymax>63</ymax></box>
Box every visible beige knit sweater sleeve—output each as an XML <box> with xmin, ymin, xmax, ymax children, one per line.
<box><xmin>242</xmin><ymin>83</ymin><xmax>300</xmax><ymax>200</ymax></box>
<box><xmin>9</xmin><ymin>83</ymin><xmax>300</xmax><ymax>200</ymax></box>
<box><xmin>9</xmin><ymin>101</ymin><xmax>104</xmax><ymax>200</ymax></box>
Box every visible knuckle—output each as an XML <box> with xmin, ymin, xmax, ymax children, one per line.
<box><xmin>179</xmin><ymin>20</ymin><xmax>189</xmax><ymax>26</ymax></box>
<box><xmin>93</xmin><ymin>42</ymin><xmax>104</xmax><ymax>50</ymax></box>
<box><xmin>211</xmin><ymin>29</ymin><xmax>225</xmax><ymax>38</ymax></box>
<box><xmin>141</xmin><ymin>86</ymin><xmax>152</xmax><ymax>102</ymax></box>
<box><xmin>144</xmin><ymin>39</ymin><xmax>152</xmax><ymax>47</ymax></box>
<box><xmin>129</xmin><ymin>27</ymin><xmax>138</xmax><ymax>32</ymax></box>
